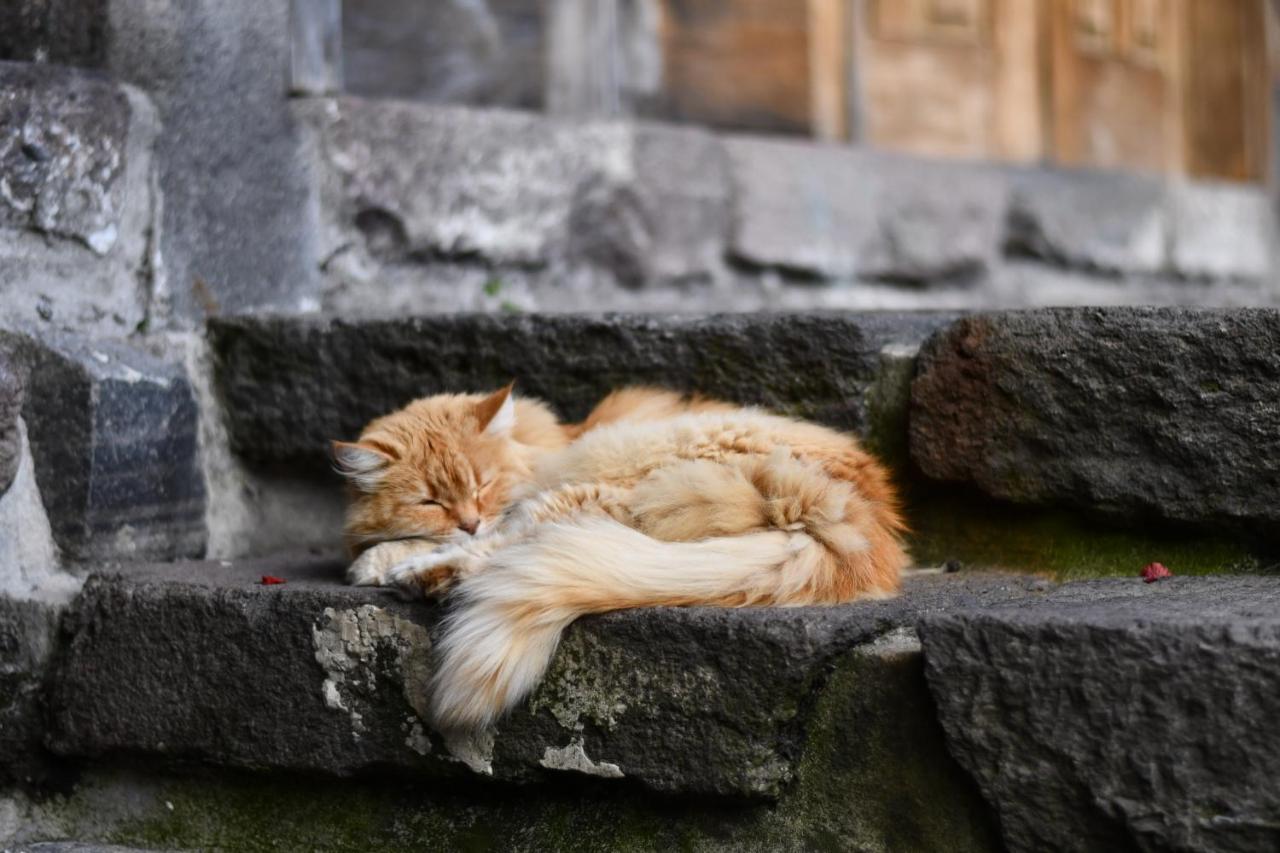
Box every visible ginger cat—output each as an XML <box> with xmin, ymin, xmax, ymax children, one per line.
<box><xmin>334</xmin><ymin>386</ymin><xmax>907</xmax><ymax>731</ymax></box>
<box><xmin>334</xmin><ymin>386</ymin><xmax>732</xmax><ymax>556</ymax></box>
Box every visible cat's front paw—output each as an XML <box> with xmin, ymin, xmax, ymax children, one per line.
<box><xmin>347</xmin><ymin>539</ymin><xmax>434</xmax><ymax>587</ymax></box>
<box><xmin>388</xmin><ymin>545</ymin><xmax>471</xmax><ymax>599</ymax></box>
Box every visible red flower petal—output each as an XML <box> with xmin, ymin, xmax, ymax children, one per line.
<box><xmin>260</xmin><ymin>575</ymin><xmax>287</xmax><ymax>585</ymax></box>
<box><xmin>1141</xmin><ymin>562</ymin><xmax>1171</xmax><ymax>583</ymax></box>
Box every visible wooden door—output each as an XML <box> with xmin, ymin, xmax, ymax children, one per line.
<box><xmin>852</xmin><ymin>0</ymin><xmax>1045</xmax><ymax>161</ymax></box>
<box><xmin>1049</xmin><ymin>0</ymin><xmax>1269</xmax><ymax>181</ymax></box>
<box><xmin>1049</xmin><ymin>0</ymin><xmax>1183</xmax><ymax>174</ymax></box>
<box><xmin>1182</xmin><ymin>0</ymin><xmax>1269</xmax><ymax>181</ymax></box>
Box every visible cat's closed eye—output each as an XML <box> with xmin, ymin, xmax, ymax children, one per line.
<box><xmin>419</xmin><ymin>498</ymin><xmax>442</xmax><ymax>507</ymax></box>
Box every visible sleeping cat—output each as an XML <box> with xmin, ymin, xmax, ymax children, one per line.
<box><xmin>333</xmin><ymin>385</ymin><xmax>907</xmax><ymax>730</ymax></box>
<box><xmin>334</xmin><ymin>385</ymin><xmax>733</xmax><ymax>558</ymax></box>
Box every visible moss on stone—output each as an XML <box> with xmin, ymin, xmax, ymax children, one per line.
<box><xmin>13</xmin><ymin>639</ymin><xmax>1004</xmax><ymax>852</ymax></box>
<box><xmin>762</xmin><ymin>633</ymin><xmax>1001</xmax><ymax>853</ymax></box>
<box><xmin>907</xmin><ymin>488</ymin><xmax>1271</xmax><ymax>581</ymax></box>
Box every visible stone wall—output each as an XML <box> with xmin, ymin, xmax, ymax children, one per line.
<box><xmin>2</xmin><ymin>7</ymin><xmax>1280</xmax><ymax>851</ymax></box>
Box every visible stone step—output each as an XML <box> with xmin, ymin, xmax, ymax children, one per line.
<box><xmin>208</xmin><ymin>311</ymin><xmax>948</xmax><ymax>468</ymax></box>
<box><xmin>207</xmin><ymin>308</ymin><xmax>1280</xmax><ymax>572</ymax></box>
<box><xmin>920</xmin><ymin>576</ymin><xmax>1280</xmax><ymax>853</ymax></box>
<box><xmin>7</xmin><ymin>563</ymin><xmax>1279</xmax><ymax>851</ymax></box>
<box><xmin>911</xmin><ymin>307</ymin><xmax>1280</xmax><ymax>539</ymax></box>
<box><xmin>43</xmin><ymin>558</ymin><xmax>1035</xmax><ymax>800</ymax></box>
<box><xmin>3</xmin><ymin>559</ymin><xmax>1045</xmax><ymax>850</ymax></box>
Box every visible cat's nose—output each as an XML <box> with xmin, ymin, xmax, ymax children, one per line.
<box><xmin>458</xmin><ymin>517</ymin><xmax>480</xmax><ymax>536</ymax></box>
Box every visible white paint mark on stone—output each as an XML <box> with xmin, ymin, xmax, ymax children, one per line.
<box><xmin>880</xmin><ymin>342</ymin><xmax>920</xmax><ymax>360</ymax></box>
<box><xmin>86</xmin><ymin>223</ymin><xmax>118</xmax><ymax>255</ymax></box>
<box><xmin>311</xmin><ymin>605</ymin><xmax>432</xmax><ymax>744</ymax></box>
<box><xmin>540</xmin><ymin>739</ymin><xmax>624</xmax><ymax>779</ymax></box>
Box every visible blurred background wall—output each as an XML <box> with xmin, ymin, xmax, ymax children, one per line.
<box><xmin>2</xmin><ymin>0</ymin><xmax>1278</xmax><ymax>329</ymax></box>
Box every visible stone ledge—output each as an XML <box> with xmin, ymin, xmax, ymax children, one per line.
<box><xmin>298</xmin><ymin>95</ymin><xmax>1275</xmax><ymax>305</ymax></box>
<box><xmin>919</xmin><ymin>576</ymin><xmax>1280</xmax><ymax>853</ymax></box>
<box><xmin>910</xmin><ymin>307</ymin><xmax>1280</xmax><ymax>536</ymax></box>
<box><xmin>208</xmin><ymin>312</ymin><xmax>953</xmax><ymax>467</ymax></box>
<box><xmin>43</xmin><ymin>556</ymin><xmax>1040</xmax><ymax>802</ymax></box>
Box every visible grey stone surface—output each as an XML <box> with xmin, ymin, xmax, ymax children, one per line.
<box><xmin>0</xmin><ymin>357</ymin><xmax>20</xmax><ymax>495</ymax></box>
<box><xmin>0</xmin><ymin>595</ymin><xmax>61</xmax><ymax>785</ymax></box>
<box><xmin>0</xmin><ymin>332</ymin><xmax>205</xmax><ymax>562</ymax></box>
<box><xmin>726</xmin><ymin>136</ymin><xmax>1007</xmax><ymax>283</ymax></box>
<box><xmin>0</xmin><ymin>415</ymin><xmax>73</xmax><ymax>603</ymax></box>
<box><xmin>80</xmin><ymin>0</ymin><xmax>319</xmax><ymax>323</ymax></box>
<box><xmin>920</xmin><ymin>576</ymin><xmax>1280</xmax><ymax>853</ymax></box>
<box><xmin>12</xmin><ymin>621</ymin><xmax>1001</xmax><ymax>851</ymax></box>
<box><xmin>301</xmin><ymin>98</ymin><xmax>731</xmax><ymax>293</ymax></box>
<box><xmin>301</xmin><ymin>98</ymin><xmax>629</xmax><ymax>268</ymax></box>
<box><xmin>46</xmin><ymin>556</ymin><xmax>1040</xmax><ymax>802</ymax></box>
<box><xmin>910</xmin><ymin>307</ymin><xmax>1280</xmax><ymax>533</ymax></box>
<box><xmin>0</xmin><ymin>62</ymin><xmax>128</xmax><ymax>250</ymax></box>
<box><xmin>1169</xmin><ymin>182</ymin><xmax>1273</xmax><ymax>281</ymax></box>
<box><xmin>0</xmin><ymin>61</ymin><xmax>159</xmax><ymax>334</ymax></box>
<box><xmin>1007</xmin><ymin>168</ymin><xmax>1167</xmax><ymax>274</ymax></box>
<box><xmin>343</xmin><ymin>0</ymin><xmax>544</xmax><ymax>110</ymax></box>
<box><xmin>1008</xmin><ymin>169</ymin><xmax>1274</xmax><ymax>282</ymax></box>
<box><xmin>208</xmin><ymin>312</ymin><xmax>955</xmax><ymax>467</ymax></box>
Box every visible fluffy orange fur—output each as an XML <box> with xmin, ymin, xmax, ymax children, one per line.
<box><xmin>335</xmin><ymin>386</ymin><xmax>908</xmax><ymax>730</ymax></box>
<box><xmin>335</xmin><ymin>386</ymin><xmax>730</xmax><ymax>555</ymax></box>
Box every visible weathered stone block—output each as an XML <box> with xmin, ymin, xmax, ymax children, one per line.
<box><xmin>209</xmin><ymin>312</ymin><xmax>954</xmax><ymax>467</ymax></box>
<box><xmin>726</xmin><ymin>136</ymin><xmax>1007</xmax><ymax>283</ymax></box>
<box><xmin>0</xmin><ymin>61</ymin><xmax>128</xmax><ymax>250</ymax></box>
<box><xmin>47</xmin><ymin>556</ymin><xmax>1038</xmax><ymax>805</ymax></box>
<box><xmin>910</xmin><ymin>308</ymin><xmax>1280</xmax><ymax>533</ymax></box>
<box><xmin>0</xmin><ymin>594</ymin><xmax>61</xmax><ymax>785</ymax></box>
<box><xmin>1169</xmin><ymin>181</ymin><xmax>1273</xmax><ymax>281</ymax></box>
<box><xmin>1007</xmin><ymin>168</ymin><xmax>1167</xmax><ymax>274</ymax></box>
<box><xmin>21</xmin><ymin>0</ymin><xmax>319</xmax><ymax>323</ymax></box>
<box><xmin>628</xmin><ymin>123</ymin><xmax>731</xmax><ymax>282</ymax></box>
<box><xmin>0</xmin><ymin>356</ymin><xmax>20</xmax><ymax>495</ymax></box>
<box><xmin>300</xmin><ymin>99</ymin><xmax>732</xmax><ymax>289</ymax></box>
<box><xmin>301</xmin><ymin>98</ymin><xmax>631</xmax><ymax>267</ymax></box>
<box><xmin>0</xmin><ymin>61</ymin><xmax>158</xmax><ymax>334</ymax></box>
<box><xmin>1008</xmin><ymin>170</ymin><xmax>1274</xmax><ymax>283</ymax></box>
<box><xmin>0</xmin><ymin>332</ymin><xmax>205</xmax><ymax>562</ymax></box>
<box><xmin>919</xmin><ymin>576</ymin><xmax>1280</xmax><ymax>853</ymax></box>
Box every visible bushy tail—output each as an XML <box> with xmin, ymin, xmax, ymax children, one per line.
<box><xmin>430</xmin><ymin>448</ymin><xmax>907</xmax><ymax>730</ymax></box>
<box><xmin>430</xmin><ymin>517</ymin><xmax>852</xmax><ymax>731</ymax></box>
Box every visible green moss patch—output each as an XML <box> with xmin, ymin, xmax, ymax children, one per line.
<box><xmin>907</xmin><ymin>487</ymin><xmax>1271</xmax><ymax>581</ymax></box>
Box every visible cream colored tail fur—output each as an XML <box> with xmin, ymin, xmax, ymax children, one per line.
<box><xmin>431</xmin><ymin>517</ymin><xmax>839</xmax><ymax>731</ymax></box>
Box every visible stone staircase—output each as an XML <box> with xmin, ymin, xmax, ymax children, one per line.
<box><xmin>4</xmin><ymin>309</ymin><xmax>1279</xmax><ymax>852</ymax></box>
<box><xmin>3</xmin><ymin>4</ymin><xmax>1280</xmax><ymax>850</ymax></box>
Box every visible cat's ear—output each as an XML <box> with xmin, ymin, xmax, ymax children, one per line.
<box><xmin>331</xmin><ymin>440</ymin><xmax>394</xmax><ymax>492</ymax></box>
<box><xmin>475</xmin><ymin>383</ymin><xmax>516</xmax><ymax>438</ymax></box>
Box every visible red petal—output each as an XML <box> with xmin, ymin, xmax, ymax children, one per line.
<box><xmin>1141</xmin><ymin>563</ymin><xmax>1172</xmax><ymax>583</ymax></box>
<box><xmin>260</xmin><ymin>575</ymin><xmax>287</xmax><ymax>585</ymax></box>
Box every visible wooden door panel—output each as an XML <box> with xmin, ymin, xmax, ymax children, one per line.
<box><xmin>652</xmin><ymin>0</ymin><xmax>814</xmax><ymax>134</ymax></box>
<box><xmin>1184</xmin><ymin>0</ymin><xmax>1268</xmax><ymax>181</ymax></box>
<box><xmin>1050</xmin><ymin>0</ymin><xmax>1181</xmax><ymax>174</ymax></box>
<box><xmin>857</xmin><ymin>0</ymin><xmax>1043</xmax><ymax>161</ymax></box>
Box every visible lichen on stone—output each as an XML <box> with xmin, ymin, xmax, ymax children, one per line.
<box><xmin>310</xmin><ymin>605</ymin><xmax>432</xmax><ymax>742</ymax></box>
<box><xmin>540</xmin><ymin>739</ymin><xmax>624</xmax><ymax>779</ymax></box>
